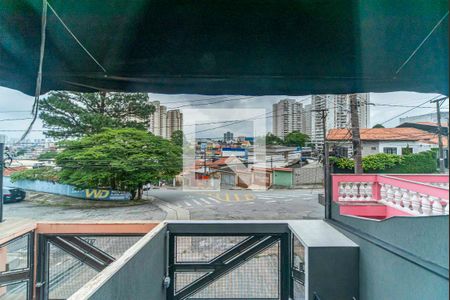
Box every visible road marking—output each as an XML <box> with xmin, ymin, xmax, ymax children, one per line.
<box><xmin>183</xmin><ymin>201</ymin><xmax>192</xmax><ymax>207</ymax></box>
<box><xmin>284</xmin><ymin>199</ymin><xmax>293</xmax><ymax>202</ymax></box>
<box><xmin>265</xmin><ymin>200</ymin><xmax>276</xmax><ymax>203</ymax></box>
<box><xmin>244</xmin><ymin>193</ymin><xmax>256</xmax><ymax>201</ymax></box>
<box><xmin>199</xmin><ymin>198</ymin><xmax>211</xmax><ymax>204</ymax></box>
<box><xmin>233</xmin><ymin>193</ymin><xmax>240</xmax><ymax>201</ymax></box>
<box><xmin>192</xmin><ymin>200</ymin><xmax>201</xmax><ymax>205</ymax></box>
<box><xmin>208</xmin><ymin>197</ymin><xmax>221</xmax><ymax>203</ymax></box>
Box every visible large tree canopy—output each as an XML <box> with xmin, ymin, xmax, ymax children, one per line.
<box><xmin>39</xmin><ymin>91</ymin><xmax>154</xmax><ymax>138</ymax></box>
<box><xmin>56</xmin><ymin>128</ymin><xmax>182</xmax><ymax>199</ymax></box>
<box><xmin>283</xmin><ymin>131</ymin><xmax>309</xmax><ymax>147</ymax></box>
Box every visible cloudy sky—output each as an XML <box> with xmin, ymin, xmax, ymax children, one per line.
<box><xmin>0</xmin><ymin>86</ymin><xmax>446</xmax><ymax>141</ymax></box>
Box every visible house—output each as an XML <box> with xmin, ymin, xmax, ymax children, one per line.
<box><xmin>327</xmin><ymin>127</ymin><xmax>448</xmax><ymax>157</ymax></box>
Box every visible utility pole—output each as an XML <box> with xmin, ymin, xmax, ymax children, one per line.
<box><xmin>349</xmin><ymin>94</ymin><xmax>363</xmax><ymax>174</ymax></box>
<box><xmin>0</xmin><ymin>135</ymin><xmax>5</xmax><ymax>222</ymax></box>
<box><xmin>431</xmin><ymin>97</ymin><xmax>448</xmax><ymax>173</ymax></box>
<box><xmin>312</xmin><ymin>108</ymin><xmax>331</xmax><ymax>219</ymax></box>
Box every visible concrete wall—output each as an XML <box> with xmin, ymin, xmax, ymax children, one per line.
<box><xmin>331</xmin><ymin>203</ymin><xmax>449</xmax><ymax>300</ymax></box>
<box><xmin>3</xmin><ymin>177</ymin><xmax>131</xmax><ymax>201</ymax></box>
<box><xmin>73</xmin><ymin>224</ymin><xmax>167</xmax><ymax>300</ymax></box>
<box><xmin>293</xmin><ymin>165</ymin><xmax>323</xmax><ymax>185</ymax></box>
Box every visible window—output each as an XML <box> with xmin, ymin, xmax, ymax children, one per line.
<box><xmin>371</xmin><ymin>147</ymin><xmax>377</xmax><ymax>150</ymax></box>
<box><xmin>383</xmin><ymin>147</ymin><xmax>397</xmax><ymax>155</ymax></box>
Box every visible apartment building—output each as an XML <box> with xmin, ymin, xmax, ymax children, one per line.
<box><xmin>148</xmin><ymin>101</ymin><xmax>182</xmax><ymax>139</ymax></box>
<box><xmin>310</xmin><ymin>93</ymin><xmax>370</xmax><ymax>147</ymax></box>
<box><xmin>272</xmin><ymin>99</ymin><xmax>305</xmax><ymax>139</ymax></box>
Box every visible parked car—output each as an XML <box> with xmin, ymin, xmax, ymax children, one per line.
<box><xmin>2</xmin><ymin>187</ymin><xmax>26</xmax><ymax>203</ymax></box>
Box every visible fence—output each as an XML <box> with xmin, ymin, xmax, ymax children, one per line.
<box><xmin>3</xmin><ymin>177</ymin><xmax>131</xmax><ymax>201</ymax></box>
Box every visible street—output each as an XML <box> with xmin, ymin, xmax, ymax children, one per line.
<box><xmin>3</xmin><ymin>188</ymin><xmax>324</xmax><ymax>221</ymax></box>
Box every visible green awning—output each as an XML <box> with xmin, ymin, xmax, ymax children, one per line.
<box><xmin>0</xmin><ymin>0</ymin><xmax>448</xmax><ymax>96</ymax></box>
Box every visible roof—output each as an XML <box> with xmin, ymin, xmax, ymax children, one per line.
<box><xmin>327</xmin><ymin>128</ymin><xmax>448</xmax><ymax>146</ymax></box>
<box><xmin>3</xmin><ymin>166</ymin><xmax>28</xmax><ymax>176</ymax></box>
<box><xmin>1</xmin><ymin>1</ymin><xmax>447</xmax><ymax>96</ymax></box>
<box><xmin>415</xmin><ymin>122</ymin><xmax>449</xmax><ymax>127</ymax></box>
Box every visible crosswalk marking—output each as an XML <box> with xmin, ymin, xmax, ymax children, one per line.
<box><xmin>199</xmin><ymin>198</ymin><xmax>211</xmax><ymax>204</ymax></box>
<box><xmin>208</xmin><ymin>197</ymin><xmax>221</xmax><ymax>203</ymax></box>
<box><xmin>192</xmin><ymin>199</ymin><xmax>201</xmax><ymax>205</ymax></box>
<box><xmin>183</xmin><ymin>201</ymin><xmax>192</xmax><ymax>207</ymax></box>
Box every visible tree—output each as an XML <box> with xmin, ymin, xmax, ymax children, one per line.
<box><xmin>171</xmin><ymin>130</ymin><xmax>184</xmax><ymax>147</ymax></box>
<box><xmin>38</xmin><ymin>151</ymin><xmax>58</xmax><ymax>160</ymax></box>
<box><xmin>372</xmin><ymin>124</ymin><xmax>385</xmax><ymax>128</ymax></box>
<box><xmin>56</xmin><ymin>128</ymin><xmax>182</xmax><ymax>199</ymax></box>
<box><xmin>39</xmin><ymin>91</ymin><xmax>154</xmax><ymax>138</ymax></box>
<box><xmin>283</xmin><ymin>131</ymin><xmax>309</xmax><ymax>147</ymax></box>
<box><xmin>266</xmin><ymin>133</ymin><xmax>283</xmax><ymax>145</ymax></box>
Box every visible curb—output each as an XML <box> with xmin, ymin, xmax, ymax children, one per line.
<box><xmin>144</xmin><ymin>196</ymin><xmax>190</xmax><ymax>220</ymax></box>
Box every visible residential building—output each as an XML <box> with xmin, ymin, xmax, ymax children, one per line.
<box><xmin>399</xmin><ymin>111</ymin><xmax>449</xmax><ymax>124</ymax></box>
<box><xmin>148</xmin><ymin>101</ymin><xmax>182</xmax><ymax>139</ymax></box>
<box><xmin>166</xmin><ymin>109</ymin><xmax>183</xmax><ymax>139</ymax></box>
<box><xmin>302</xmin><ymin>104</ymin><xmax>312</xmax><ymax>137</ymax></box>
<box><xmin>327</xmin><ymin>127</ymin><xmax>448</xmax><ymax>157</ymax></box>
<box><xmin>311</xmin><ymin>94</ymin><xmax>370</xmax><ymax>147</ymax></box>
<box><xmin>397</xmin><ymin>121</ymin><xmax>449</xmax><ymax>136</ymax></box>
<box><xmin>223</xmin><ymin>131</ymin><xmax>234</xmax><ymax>142</ymax></box>
<box><xmin>148</xmin><ymin>101</ymin><xmax>166</xmax><ymax>137</ymax></box>
<box><xmin>272</xmin><ymin>99</ymin><xmax>304</xmax><ymax>139</ymax></box>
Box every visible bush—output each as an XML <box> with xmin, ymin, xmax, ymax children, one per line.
<box><xmin>330</xmin><ymin>151</ymin><xmax>437</xmax><ymax>174</ymax></box>
<box><xmin>10</xmin><ymin>167</ymin><xmax>60</xmax><ymax>182</ymax></box>
<box><xmin>386</xmin><ymin>150</ymin><xmax>437</xmax><ymax>173</ymax></box>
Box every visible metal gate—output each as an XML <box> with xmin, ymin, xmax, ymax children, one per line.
<box><xmin>167</xmin><ymin>229</ymin><xmax>291</xmax><ymax>300</ymax></box>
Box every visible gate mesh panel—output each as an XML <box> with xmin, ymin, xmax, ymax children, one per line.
<box><xmin>48</xmin><ymin>243</ymin><xmax>97</xmax><ymax>300</ymax></box>
<box><xmin>47</xmin><ymin>235</ymin><xmax>141</xmax><ymax>299</ymax></box>
<box><xmin>175</xmin><ymin>272</ymin><xmax>209</xmax><ymax>292</ymax></box>
<box><xmin>80</xmin><ymin>236</ymin><xmax>141</xmax><ymax>258</ymax></box>
<box><xmin>188</xmin><ymin>241</ymin><xmax>280</xmax><ymax>299</ymax></box>
<box><xmin>175</xmin><ymin>236</ymin><xmax>248</xmax><ymax>262</ymax></box>
<box><xmin>0</xmin><ymin>280</ymin><xmax>28</xmax><ymax>300</ymax></box>
<box><xmin>293</xmin><ymin>236</ymin><xmax>305</xmax><ymax>273</ymax></box>
<box><xmin>0</xmin><ymin>234</ymin><xmax>29</xmax><ymax>272</ymax></box>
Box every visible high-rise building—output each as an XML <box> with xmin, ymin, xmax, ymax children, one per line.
<box><xmin>272</xmin><ymin>99</ymin><xmax>305</xmax><ymax>139</ymax></box>
<box><xmin>167</xmin><ymin>109</ymin><xmax>183</xmax><ymax>139</ymax></box>
<box><xmin>223</xmin><ymin>131</ymin><xmax>234</xmax><ymax>142</ymax></box>
<box><xmin>303</xmin><ymin>104</ymin><xmax>312</xmax><ymax>137</ymax></box>
<box><xmin>148</xmin><ymin>101</ymin><xmax>183</xmax><ymax>139</ymax></box>
<box><xmin>310</xmin><ymin>94</ymin><xmax>370</xmax><ymax>146</ymax></box>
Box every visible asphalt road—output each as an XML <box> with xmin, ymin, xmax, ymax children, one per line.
<box><xmin>2</xmin><ymin>188</ymin><xmax>324</xmax><ymax>221</ymax></box>
<box><xmin>145</xmin><ymin>188</ymin><xmax>324</xmax><ymax>220</ymax></box>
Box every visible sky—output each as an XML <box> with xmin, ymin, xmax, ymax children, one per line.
<box><xmin>0</xmin><ymin>86</ymin><xmax>447</xmax><ymax>141</ymax></box>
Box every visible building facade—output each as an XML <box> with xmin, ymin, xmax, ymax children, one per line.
<box><xmin>148</xmin><ymin>101</ymin><xmax>183</xmax><ymax>139</ymax></box>
<box><xmin>399</xmin><ymin>111</ymin><xmax>449</xmax><ymax>124</ymax></box>
<box><xmin>223</xmin><ymin>131</ymin><xmax>234</xmax><ymax>142</ymax></box>
<box><xmin>166</xmin><ymin>109</ymin><xmax>183</xmax><ymax>139</ymax></box>
<box><xmin>311</xmin><ymin>93</ymin><xmax>370</xmax><ymax>147</ymax></box>
<box><xmin>272</xmin><ymin>99</ymin><xmax>305</xmax><ymax>139</ymax></box>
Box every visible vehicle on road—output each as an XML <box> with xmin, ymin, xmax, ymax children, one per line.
<box><xmin>2</xmin><ymin>187</ymin><xmax>26</xmax><ymax>203</ymax></box>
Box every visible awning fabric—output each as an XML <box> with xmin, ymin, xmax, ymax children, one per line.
<box><xmin>0</xmin><ymin>0</ymin><xmax>448</xmax><ymax>96</ymax></box>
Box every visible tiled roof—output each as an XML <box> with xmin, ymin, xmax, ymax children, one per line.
<box><xmin>327</xmin><ymin>128</ymin><xmax>447</xmax><ymax>145</ymax></box>
<box><xmin>3</xmin><ymin>166</ymin><xmax>28</xmax><ymax>176</ymax></box>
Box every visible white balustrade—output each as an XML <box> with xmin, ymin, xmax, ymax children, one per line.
<box><xmin>430</xmin><ymin>196</ymin><xmax>443</xmax><ymax>215</ymax></box>
<box><xmin>420</xmin><ymin>194</ymin><xmax>432</xmax><ymax>215</ymax></box>
<box><xmin>410</xmin><ymin>192</ymin><xmax>421</xmax><ymax>213</ymax></box>
<box><xmin>338</xmin><ymin>182</ymin><xmax>375</xmax><ymax>202</ymax></box>
<box><xmin>401</xmin><ymin>189</ymin><xmax>411</xmax><ymax>210</ymax></box>
<box><xmin>336</xmin><ymin>176</ymin><xmax>449</xmax><ymax>216</ymax></box>
<box><xmin>393</xmin><ymin>187</ymin><xmax>402</xmax><ymax>207</ymax></box>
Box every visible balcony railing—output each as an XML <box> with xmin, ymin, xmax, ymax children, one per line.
<box><xmin>332</xmin><ymin>174</ymin><xmax>449</xmax><ymax>218</ymax></box>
